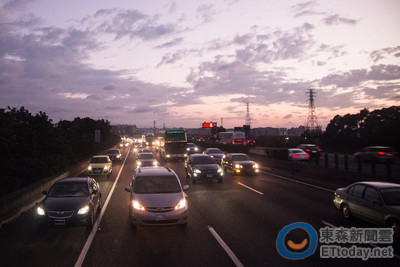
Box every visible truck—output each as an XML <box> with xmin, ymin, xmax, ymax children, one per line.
<box><xmin>217</xmin><ymin>131</ymin><xmax>246</xmax><ymax>145</ymax></box>
<box><xmin>159</xmin><ymin>130</ymin><xmax>188</xmax><ymax>161</ymax></box>
<box><xmin>142</xmin><ymin>133</ymin><xmax>155</xmax><ymax>146</ymax></box>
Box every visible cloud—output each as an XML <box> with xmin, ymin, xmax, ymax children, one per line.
<box><xmin>319</xmin><ymin>64</ymin><xmax>400</xmax><ymax>88</ymax></box>
<box><xmin>370</xmin><ymin>46</ymin><xmax>400</xmax><ymax>63</ymax></box>
<box><xmin>154</xmin><ymin>37</ymin><xmax>184</xmax><ymax>49</ymax></box>
<box><xmin>323</xmin><ymin>14</ymin><xmax>358</xmax><ymax>25</ymax></box>
<box><xmin>82</xmin><ymin>9</ymin><xmax>179</xmax><ymax>41</ymax></box>
<box><xmin>196</xmin><ymin>4</ymin><xmax>218</xmax><ymax>23</ymax></box>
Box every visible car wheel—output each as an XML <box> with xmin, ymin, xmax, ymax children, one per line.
<box><xmin>387</xmin><ymin>219</ymin><xmax>400</xmax><ymax>236</ymax></box>
<box><xmin>87</xmin><ymin>209</ymin><xmax>94</xmax><ymax>227</ymax></box>
<box><xmin>98</xmin><ymin>196</ymin><xmax>102</xmax><ymax>211</ymax></box>
<box><xmin>341</xmin><ymin>204</ymin><xmax>351</xmax><ymax>219</ymax></box>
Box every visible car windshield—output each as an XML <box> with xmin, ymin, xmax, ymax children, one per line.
<box><xmin>380</xmin><ymin>188</ymin><xmax>400</xmax><ymax>206</ymax></box>
<box><xmin>192</xmin><ymin>156</ymin><xmax>215</xmax><ymax>164</ymax></box>
<box><xmin>138</xmin><ymin>153</ymin><xmax>155</xmax><ymax>159</ymax></box>
<box><xmin>207</xmin><ymin>149</ymin><xmax>222</xmax><ymax>154</ymax></box>
<box><xmin>133</xmin><ymin>176</ymin><xmax>181</xmax><ymax>194</ymax></box>
<box><xmin>107</xmin><ymin>150</ymin><xmax>119</xmax><ymax>154</ymax></box>
<box><xmin>48</xmin><ymin>182</ymin><xmax>89</xmax><ymax>197</ymax></box>
<box><xmin>188</xmin><ymin>143</ymin><xmax>195</xmax><ymax>147</ymax></box>
<box><xmin>90</xmin><ymin>157</ymin><xmax>108</xmax><ymax>163</ymax></box>
<box><xmin>231</xmin><ymin>155</ymin><xmax>251</xmax><ymax>161</ymax></box>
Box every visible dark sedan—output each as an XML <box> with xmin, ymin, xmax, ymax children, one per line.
<box><xmin>333</xmin><ymin>181</ymin><xmax>400</xmax><ymax>235</ymax></box>
<box><xmin>185</xmin><ymin>154</ymin><xmax>223</xmax><ymax>184</ymax></box>
<box><xmin>297</xmin><ymin>144</ymin><xmax>322</xmax><ymax>158</ymax></box>
<box><xmin>35</xmin><ymin>177</ymin><xmax>102</xmax><ymax>227</ymax></box>
<box><xmin>222</xmin><ymin>153</ymin><xmax>259</xmax><ymax>175</ymax></box>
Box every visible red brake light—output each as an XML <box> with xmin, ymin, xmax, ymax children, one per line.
<box><xmin>318</xmin><ymin>149</ymin><xmax>322</xmax><ymax>151</ymax></box>
<box><xmin>306</xmin><ymin>149</ymin><xmax>310</xmax><ymax>152</ymax></box>
<box><xmin>305</xmin><ymin>154</ymin><xmax>309</xmax><ymax>158</ymax></box>
<box><xmin>378</xmin><ymin>151</ymin><xmax>385</xmax><ymax>155</ymax></box>
<box><xmin>293</xmin><ymin>155</ymin><xmax>300</xmax><ymax>158</ymax></box>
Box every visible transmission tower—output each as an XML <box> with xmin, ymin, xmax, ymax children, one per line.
<box><xmin>245</xmin><ymin>103</ymin><xmax>251</xmax><ymax>126</ymax></box>
<box><xmin>305</xmin><ymin>89</ymin><xmax>321</xmax><ymax>134</ymax></box>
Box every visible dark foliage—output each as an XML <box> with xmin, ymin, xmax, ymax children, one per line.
<box><xmin>321</xmin><ymin>106</ymin><xmax>400</xmax><ymax>153</ymax></box>
<box><xmin>0</xmin><ymin>107</ymin><xmax>120</xmax><ymax>196</ymax></box>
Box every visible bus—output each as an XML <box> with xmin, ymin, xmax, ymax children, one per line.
<box><xmin>159</xmin><ymin>130</ymin><xmax>188</xmax><ymax>160</ymax></box>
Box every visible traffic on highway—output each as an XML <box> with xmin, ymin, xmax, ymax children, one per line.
<box><xmin>0</xmin><ymin>134</ymin><xmax>399</xmax><ymax>267</ymax></box>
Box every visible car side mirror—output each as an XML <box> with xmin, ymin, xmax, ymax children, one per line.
<box><xmin>182</xmin><ymin>185</ymin><xmax>189</xmax><ymax>191</ymax></box>
<box><xmin>125</xmin><ymin>186</ymin><xmax>131</xmax><ymax>193</ymax></box>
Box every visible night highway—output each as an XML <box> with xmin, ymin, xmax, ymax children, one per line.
<box><xmin>0</xmin><ymin>146</ymin><xmax>398</xmax><ymax>267</ymax></box>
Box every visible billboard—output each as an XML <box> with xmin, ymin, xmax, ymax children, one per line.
<box><xmin>202</xmin><ymin>122</ymin><xmax>216</xmax><ymax>128</ymax></box>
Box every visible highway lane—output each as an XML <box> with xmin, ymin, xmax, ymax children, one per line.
<box><xmin>0</xmin><ymin>147</ymin><xmax>130</xmax><ymax>267</ymax></box>
<box><xmin>0</xmin><ymin>146</ymin><xmax>399</xmax><ymax>266</ymax></box>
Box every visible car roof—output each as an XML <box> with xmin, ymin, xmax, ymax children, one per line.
<box><xmin>136</xmin><ymin>166</ymin><xmax>176</xmax><ymax>177</ymax></box>
<box><xmin>56</xmin><ymin>177</ymin><xmax>91</xmax><ymax>183</ymax></box>
<box><xmin>351</xmin><ymin>181</ymin><xmax>400</xmax><ymax>189</ymax></box>
<box><xmin>92</xmin><ymin>155</ymin><xmax>109</xmax><ymax>158</ymax></box>
<box><xmin>227</xmin><ymin>153</ymin><xmax>247</xmax><ymax>156</ymax></box>
<box><xmin>190</xmin><ymin>154</ymin><xmax>211</xmax><ymax>158</ymax></box>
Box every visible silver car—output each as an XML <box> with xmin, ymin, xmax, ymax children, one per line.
<box><xmin>333</xmin><ymin>181</ymin><xmax>400</xmax><ymax>235</ymax></box>
<box><xmin>203</xmin><ymin>148</ymin><xmax>224</xmax><ymax>164</ymax></box>
<box><xmin>125</xmin><ymin>166</ymin><xmax>189</xmax><ymax>227</ymax></box>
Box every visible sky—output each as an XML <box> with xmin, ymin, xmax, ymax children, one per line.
<box><xmin>1</xmin><ymin>0</ymin><xmax>399</xmax><ymax>129</ymax></box>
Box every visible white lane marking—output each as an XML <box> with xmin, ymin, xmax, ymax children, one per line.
<box><xmin>238</xmin><ymin>182</ymin><xmax>264</xmax><ymax>195</ymax></box>
<box><xmin>74</xmin><ymin>147</ymin><xmax>131</xmax><ymax>267</ymax></box>
<box><xmin>260</xmin><ymin>170</ymin><xmax>335</xmax><ymax>193</ymax></box>
<box><xmin>208</xmin><ymin>226</ymin><xmax>244</xmax><ymax>267</ymax></box>
<box><xmin>322</xmin><ymin>220</ymin><xmax>400</xmax><ymax>260</ymax></box>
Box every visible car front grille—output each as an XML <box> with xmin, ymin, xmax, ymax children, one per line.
<box><xmin>142</xmin><ymin>219</ymin><xmax>179</xmax><ymax>224</ymax></box>
<box><xmin>146</xmin><ymin>207</ymin><xmax>174</xmax><ymax>213</ymax></box>
<box><xmin>47</xmin><ymin>210</ymin><xmax>75</xmax><ymax>219</ymax></box>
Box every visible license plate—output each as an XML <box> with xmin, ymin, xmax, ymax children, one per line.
<box><xmin>155</xmin><ymin>215</ymin><xmax>166</xmax><ymax>221</ymax></box>
<box><xmin>206</xmin><ymin>174</ymin><xmax>214</xmax><ymax>178</ymax></box>
<box><xmin>94</xmin><ymin>170</ymin><xmax>101</xmax><ymax>173</ymax></box>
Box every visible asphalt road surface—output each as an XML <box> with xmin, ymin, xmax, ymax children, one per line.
<box><xmin>0</xmin><ymin>146</ymin><xmax>398</xmax><ymax>266</ymax></box>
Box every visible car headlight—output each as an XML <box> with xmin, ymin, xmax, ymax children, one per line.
<box><xmin>217</xmin><ymin>167</ymin><xmax>222</xmax><ymax>173</ymax></box>
<box><xmin>253</xmin><ymin>164</ymin><xmax>259</xmax><ymax>168</ymax></box>
<box><xmin>153</xmin><ymin>161</ymin><xmax>158</xmax><ymax>166</ymax></box>
<box><xmin>78</xmin><ymin>205</ymin><xmax>90</xmax><ymax>215</ymax></box>
<box><xmin>195</xmin><ymin>147</ymin><xmax>199</xmax><ymax>151</ymax></box>
<box><xmin>88</xmin><ymin>165</ymin><xmax>92</xmax><ymax>171</ymax></box>
<box><xmin>117</xmin><ymin>154</ymin><xmax>121</xmax><ymax>158</ymax></box>
<box><xmin>194</xmin><ymin>169</ymin><xmax>201</xmax><ymax>173</ymax></box>
<box><xmin>104</xmin><ymin>165</ymin><xmax>109</xmax><ymax>170</ymax></box>
<box><xmin>210</xmin><ymin>155</ymin><xmax>214</xmax><ymax>158</ymax></box>
<box><xmin>166</xmin><ymin>154</ymin><xmax>171</xmax><ymax>158</ymax></box>
<box><xmin>137</xmin><ymin>161</ymin><xmax>142</xmax><ymax>166</ymax></box>
<box><xmin>174</xmin><ymin>199</ymin><xmax>187</xmax><ymax>210</ymax></box>
<box><xmin>37</xmin><ymin>206</ymin><xmax>45</xmax><ymax>216</ymax></box>
<box><xmin>187</xmin><ymin>148</ymin><xmax>190</xmax><ymax>151</ymax></box>
<box><xmin>235</xmin><ymin>164</ymin><xmax>243</xmax><ymax>169</ymax></box>
<box><xmin>132</xmin><ymin>200</ymin><xmax>145</xmax><ymax>211</ymax></box>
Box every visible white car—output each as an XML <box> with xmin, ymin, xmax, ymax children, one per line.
<box><xmin>288</xmin><ymin>148</ymin><xmax>309</xmax><ymax>161</ymax></box>
<box><xmin>125</xmin><ymin>166</ymin><xmax>189</xmax><ymax>227</ymax></box>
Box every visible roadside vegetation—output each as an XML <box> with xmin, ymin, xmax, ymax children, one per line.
<box><xmin>0</xmin><ymin>106</ymin><xmax>120</xmax><ymax>197</ymax></box>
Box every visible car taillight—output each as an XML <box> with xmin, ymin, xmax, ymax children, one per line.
<box><xmin>305</xmin><ymin>154</ymin><xmax>309</xmax><ymax>158</ymax></box>
<box><xmin>306</xmin><ymin>149</ymin><xmax>310</xmax><ymax>152</ymax></box>
<box><xmin>318</xmin><ymin>149</ymin><xmax>322</xmax><ymax>152</ymax></box>
<box><xmin>293</xmin><ymin>155</ymin><xmax>300</xmax><ymax>158</ymax></box>
<box><xmin>378</xmin><ymin>151</ymin><xmax>385</xmax><ymax>155</ymax></box>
